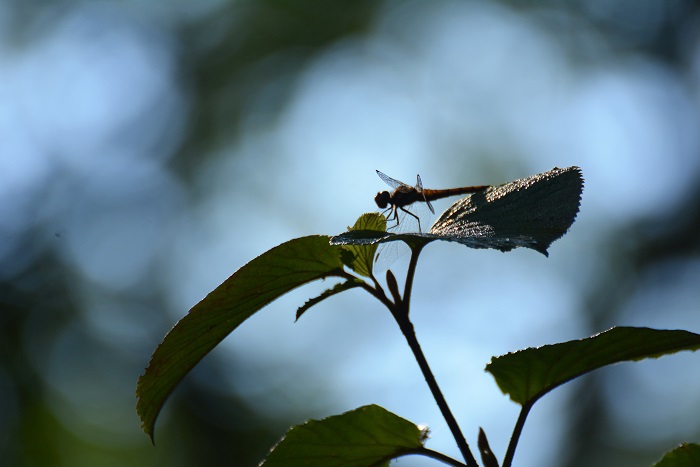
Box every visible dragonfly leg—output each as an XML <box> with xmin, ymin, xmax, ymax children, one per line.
<box><xmin>399</xmin><ymin>206</ymin><xmax>422</xmax><ymax>233</ymax></box>
<box><xmin>381</xmin><ymin>206</ymin><xmax>399</xmax><ymax>230</ymax></box>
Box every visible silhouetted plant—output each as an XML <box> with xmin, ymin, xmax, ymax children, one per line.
<box><xmin>137</xmin><ymin>167</ymin><xmax>700</xmax><ymax>466</ymax></box>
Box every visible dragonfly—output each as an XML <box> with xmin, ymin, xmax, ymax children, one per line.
<box><xmin>375</xmin><ymin>170</ymin><xmax>490</xmax><ymax>232</ymax></box>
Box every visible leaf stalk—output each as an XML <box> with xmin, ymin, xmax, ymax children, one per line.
<box><xmin>387</xmin><ymin>244</ymin><xmax>479</xmax><ymax>467</ymax></box>
<box><xmin>503</xmin><ymin>401</ymin><xmax>533</xmax><ymax>467</ymax></box>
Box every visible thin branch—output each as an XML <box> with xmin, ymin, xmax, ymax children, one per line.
<box><xmin>338</xmin><ymin>270</ymin><xmax>394</xmax><ymax>310</ymax></box>
<box><xmin>393</xmin><ymin>244</ymin><xmax>479</xmax><ymax>467</ymax></box>
<box><xmin>397</xmin><ymin>447</ymin><xmax>468</xmax><ymax>467</ymax></box>
<box><xmin>369</xmin><ymin>270</ymin><xmax>383</xmax><ymax>293</ymax></box>
<box><xmin>402</xmin><ymin>243</ymin><xmax>425</xmax><ymax>307</ymax></box>
<box><xmin>397</xmin><ymin>317</ymin><xmax>479</xmax><ymax>467</ymax></box>
<box><xmin>502</xmin><ymin>401</ymin><xmax>534</xmax><ymax>467</ymax></box>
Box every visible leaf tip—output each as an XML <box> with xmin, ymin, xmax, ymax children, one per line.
<box><xmin>136</xmin><ymin>376</ymin><xmax>156</xmax><ymax>444</ymax></box>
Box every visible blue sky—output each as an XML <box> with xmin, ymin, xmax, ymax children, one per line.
<box><xmin>2</xmin><ymin>2</ymin><xmax>700</xmax><ymax>466</ymax></box>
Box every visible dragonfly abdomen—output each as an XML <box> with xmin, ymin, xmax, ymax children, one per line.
<box><xmin>422</xmin><ymin>186</ymin><xmax>489</xmax><ymax>201</ymax></box>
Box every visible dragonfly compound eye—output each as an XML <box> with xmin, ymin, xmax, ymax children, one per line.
<box><xmin>375</xmin><ymin>191</ymin><xmax>391</xmax><ymax>209</ymax></box>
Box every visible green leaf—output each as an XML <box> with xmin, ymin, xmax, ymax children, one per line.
<box><xmin>295</xmin><ymin>279</ymin><xmax>364</xmax><ymax>321</ymax></box>
<box><xmin>137</xmin><ymin>236</ymin><xmax>346</xmax><ymax>442</ymax></box>
<box><xmin>340</xmin><ymin>213</ymin><xmax>386</xmax><ymax>278</ymax></box>
<box><xmin>261</xmin><ymin>404</ymin><xmax>427</xmax><ymax>467</ymax></box>
<box><xmin>485</xmin><ymin>327</ymin><xmax>700</xmax><ymax>406</ymax></box>
<box><xmin>332</xmin><ymin>166</ymin><xmax>584</xmax><ymax>256</ymax></box>
<box><xmin>652</xmin><ymin>443</ymin><xmax>700</xmax><ymax>467</ymax></box>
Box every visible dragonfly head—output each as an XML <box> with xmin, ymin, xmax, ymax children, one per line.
<box><xmin>375</xmin><ymin>191</ymin><xmax>391</xmax><ymax>209</ymax></box>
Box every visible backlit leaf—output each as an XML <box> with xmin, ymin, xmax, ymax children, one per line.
<box><xmin>486</xmin><ymin>327</ymin><xmax>700</xmax><ymax>406</ymax></box>
<box><xmin>339</xmin><ymin>212</ymin><xmax>386</xmax><ymax>278</ymax></box>
<box><xmin>652</xmin><ymin>443</ymin><xmax>700</xmax><ymax>467</ymax></box>
<box><xmin>261</xmin><ymin>405</ymin><xmax>427</xmax><ymax>467</ymax></box>
<box><xmin>137</xmin><ymin>236</ymin><xmax>345</xmax><ymax>442</ymax></box>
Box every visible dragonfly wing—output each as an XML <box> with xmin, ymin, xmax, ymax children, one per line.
<box><xmin>416</xmin><ymin>174</ymin><xmax>435</xmax><ymax>214</ymax></box>
<box><xmin>376</xmin><ymin>170</ymin><xmax>407</xmax><ymax>189</ymax></box>
<box><xmin>425</xmin><ymin>198</ymin><xmax>435</xmax><ymax>214</ymax></box>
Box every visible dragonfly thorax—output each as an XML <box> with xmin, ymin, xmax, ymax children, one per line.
<box><xmin>375</xmin><ymin>191</ymin><xmax>392</xmax><ymax>209</ymax></box>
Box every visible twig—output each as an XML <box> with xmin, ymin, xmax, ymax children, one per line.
<box><xmin>392</xmin><ymin>244</ymin><xmax>479</xmax><ymax>467</ymax></box>
<box><xmin>503</xmin><ymin>401</ymin><xmax>534</xmax><ymax>467</ymax></box>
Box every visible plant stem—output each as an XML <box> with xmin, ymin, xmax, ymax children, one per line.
<box><xmin>502</xmin><ymin>401</ymin><xmax>533</xmax><ymax>467</ymax></box>
<box><xmin>392</xmin><ymin>244</ymin><xmax>479</xmax><ymax>467</ymax></box>
<box><xmin>341</xmin><ymin>271</ymin><xmax>395</xmax><ymax>310</ymax></box>
<box><xmin>401</xmin><ymin>242</ymin><xmax>424</xmax><ymax>306</ymax></box>
<box><xmin>400</xmin><ymin>447</ymin><xmax>468</xmax><ymax>466</ymax></box>
<box><xmin>397</xmin><ymin>316</ymin><xmax>478</xmax><ymax>467</ymax></box>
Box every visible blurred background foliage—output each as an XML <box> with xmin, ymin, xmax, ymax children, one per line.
<box><xmin>1</xmin><ymin>1</ymin><xmax>699</xmax><ymax>466</ymax></box>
